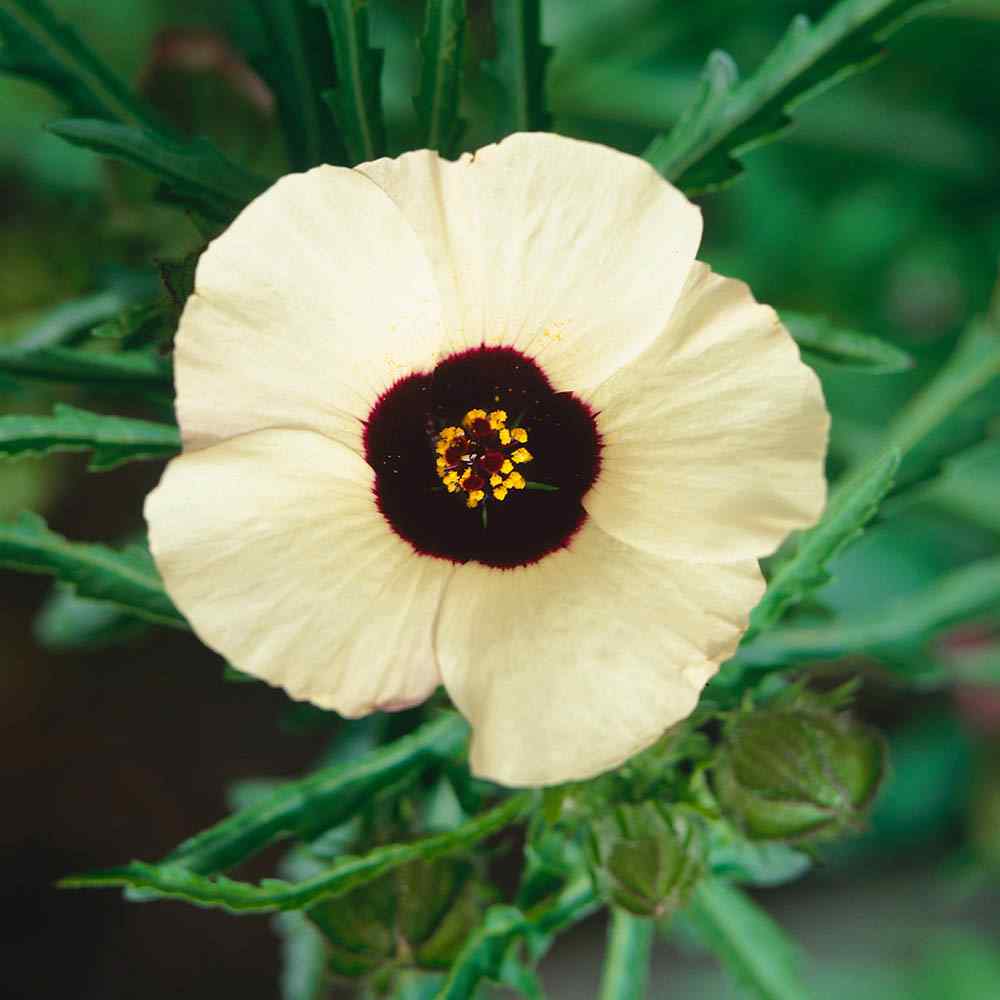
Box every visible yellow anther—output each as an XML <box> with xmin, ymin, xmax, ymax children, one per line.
<box><xmin>488</xmin><ymin>409</ymin><xmax>508</xmax><ymax>430</ymax></box>
<box><xmin>489</xmin><ymin>473</ymin><xmax>503</xmax><ymax>487</ymax></box>
<box><xmin>462</xmin><ymin>408</ymin><xmax>487</xmax><ymax>428</ymax></box>
<box><xmin>505</xmin><ymin>471</ymin><xmax>526</xmax><ymax>490</ymax></box>
<box><xmin>498</xmin><ymin>428</ymin><xmax>512</xmax><ymax>445</ymax></box>
<box><xmin>466</xmin><ymin>489</ymin><xmax>485</xmax><ymax>509</ymax></box>
<box><xmin>443</xmin><ymin>470</ymin><xmax>459</xmax><ymax>486</ymax></box>
<box><xmin>501</xmin><ymin>459</ymin><xmax>514</xmax><ymax>475</ymax></box>
<box><xmin>511</xmin><ymin>447</ymin><xmax>533</xmax><ymax>464</ymax></box>
<box><xmin>459</xmin><ymin>468</ymin><xmax>472</xmax><ymax>485</ymax></box>
<box><xmin>446</xmin><ymin>480</ymin><xmax>461</xmax><ymax>493</ymax></box>
<box><xmin>436</xmin><ymin>456</ymin><xmax>448</xmax><ymax>471</ymax></box>
<box><xmin>511</xmin><ymin>427</ymin><xmax>528</xmax><ymax>443</ymax></box>
<box><xmin>493</xmin><ymin>486</ymin><xmax>509</xmax><ymax>501</ymax></box>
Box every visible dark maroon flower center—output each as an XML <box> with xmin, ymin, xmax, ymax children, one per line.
<box><xmin>363</xmin><ymin>346</ymin><xmax>602</xmax><ymax>568</ymax></box>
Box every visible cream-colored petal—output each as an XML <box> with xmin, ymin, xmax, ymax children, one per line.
<box><xmin>585</xmin><ymin>263</ymin><xmax>829</xmax><ymax>563</ymax></box>
<box><xmin>177</xmin><ymin>166</ymin><xmax>443</xmax><ymax>455</ymax></box>
<box><xmin>435</xmin><ymin>519</ymin><xmax>764</xmax><ymax>787</ymax></box>
<box><xmin>145</xmin><ymin>429</ymin><xmax>454</xmax><ymax>716</ymax></box>
<box><xmin>357</xmin><ymin>133</ymin><xmax>702</xmax><ymax>393</ymax></box>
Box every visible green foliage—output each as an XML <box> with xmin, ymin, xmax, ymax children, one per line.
<box><xmin>0</xmin><ymin>512</ymin><xmax>185</xmax><ymax>628</ymax></box>
<box><xmin>62</xmin><ymin>792</ymin><xmax>533</xmax><ymax>913</ymax></box>
<box><xmin>684</xmin><ymin>877</ymin><xmax>812</xmax><ymax>1000</ymax></box>
<box><xmin>782</xmin><ymin>312</ymin><xmax>915</xmax><ymax>373</ymax></box>
<box><xmin>163</xmin><ymin>712</ymin><xmax>469</xmax><ymax>874</ymax></box>
<box><xmin>316</xmin><ymin>0</ymin><xmax>386</xmax><ymax>164</ymax></box>
<box><xmin>274</xmin><ymin>912</ymin><xmax>329</xmax><ymax>1000</ymax></box>
<box><xmin>738</xmin><ymin>448</ymin><xmax>901</xmax><ymax>647</ymax></box>
<box><xmin>249</xmin><ymin>0</ymin><xmax>344</xmax><ymax>170</ymax></box>
<box><xmin>415</xmin><ymin>0</ymin><xmax>467</xmax><ymax>155</ymax></box>
<box><xmin>734</xmin><ymin>554</ymin><xmax>1000</xmax><ymax>673</ymax></box>
<box><xmin>0</xmin><ymin>343</ymin><xmax>171</xmax><ymax>390</ymax></box>
<box><xmin>0</xmin><ymin>403</ymin><xmax>179</xmax><ymax>470</ymax></box>
<box><xmin>33</xmin><ymin>584</ymin><xmax>149</xmax><ymax>651</ymax></box>
<box><xmin>706</xmin><ymin>826</ymin><xmax>812</xmax><ymax>888</ymax></box>
<box><xmin>437</xmin><ymin>875</ymin><xmax>600</xmax><ymax>999</ymax></box>
<box><xmin>598</xmin><ymin>908</ymin><xmax>654</xmax><ymax>1000</ymax></box>
<box><xmin>0</xmin><ymin>0</ymin><xmax>159</xmax><ymax>128</ymax></box>
<box><xmin>48</xmin><ymin>118</ymin><xmax>267</xmax><ymax>223</ymax></box>
<box><xmin>644</xmin><ymin>0</ymin><xmax>941</xmax><ymax>193</ymax></box>
<box><xmin>488</xmin><ymin>0</ymin><xmax>551</xmax><ymax>135</ymax></box>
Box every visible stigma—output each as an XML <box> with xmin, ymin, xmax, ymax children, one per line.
<box><xmin>435</xmin><ymin>409</ymin><xmax>533</xmax><ymax>509</ymax></box>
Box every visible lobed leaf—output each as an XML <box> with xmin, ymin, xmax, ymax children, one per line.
<box><xmin>782</xmin><ymin>312</ymin><xmax>915</xmax><ymax>374</ymax></box>
<box><xmin>0</xmin><ymin>343</ymin><xmax>172</xmax><ymax>390</ymax></box>
<box><xmin>274</xmin><ymin>912</ymin><xmax>330</xmax><ymax>1000</ymax></box>
<box><xmin>684</xmin><ymin>877</ymin><xmax>812</xmax><ymax>1000</ymax></box>
<box><xmin>740</xmin><ymin>448</ymin><xmax>901</xmax><ymax>645</ymax></box>
<box><xmin>643</xmin><ymin>0</ymin><xmax>943</xmax><ymax>193</ymax></box>
<box><xmin>47</xmin><ymin>118</ymin><xmax>268</xmax><ymax>223</ymax></box>
<box><xmin>732</xmin><ymin>555</ymin><xmax>1000</xmax><ymax>673</ymax></box>
<box><xmin>436</xmin><ymin>875</ymin><xmax>599</xmax><ymax>999</ymax></box>
<box><xmin>163</xmin><ymin>711</ymin><xmax>470</xmax><ymax>874</ymax></box>
<box><xmin>489</xmin><ymin>0</ymin><xmax>550</xmax><ymax>135</ymax></box>
<box><xmin>62</xmin><ymin>792</ymin><xmax>533</xmax><ymax>913</ymax></box>
<box><xmin>249</xmin><ymin>0</ymin><xmax>344</xmax><ymax>170</ymax></box>
<box><xmin>34</xmin><ymin>584</ymin><xmax>149</xmax><ymax>651</ymax></box>
<box><xmin>0</xmin><ymin>0</ymin><xmax>160</xmax><ymax>127</ymax></box>
<box><xmin>316</xmin><ymin>0</ymin><xmax>386</xmax><ymax>164</ymax></box>
<box><xmin>0</xmin><ymin>403</ymin><xmax>179</xmax><ymax>470</ymax></box>
<box><xmin>415</xmin><ymin>0</ymin><xmax>467</xmax><ymax>156</ymax></box>
<box><xmin>0</xmin><ymin>512</ymin><xmax>186</xmax><ymax>628</ymax></box>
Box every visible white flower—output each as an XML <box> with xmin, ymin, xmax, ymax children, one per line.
<box><xmin>145</xmin><ymin>133</ymin><xmax>829</xmax><ymax>788</ymax></box>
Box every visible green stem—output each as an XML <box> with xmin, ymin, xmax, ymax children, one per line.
<box><xmin>599</xmin><ymin>907</ymin><xmax>655</xmax><ymax>1000</ymax></box>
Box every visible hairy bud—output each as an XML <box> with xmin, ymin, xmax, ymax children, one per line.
<box><xmin>587</xmin><ymin>802</ymin><xmax>705</xmax><ymax>917</ymax></box>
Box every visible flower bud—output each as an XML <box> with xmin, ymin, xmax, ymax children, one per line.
<box><xmin>586</xmin><ymin>802</ymin><xmax>705</xmax><ymax>917</ymax></box>
<box><xmin>307</xmin><ymin>857</ymin><xmax>489</xmax><ymax>979</ymax></box>
<box><xmin>711</xmin><ymin>701</ymin><xmax>886</xmax><ymax>843</ymax></box>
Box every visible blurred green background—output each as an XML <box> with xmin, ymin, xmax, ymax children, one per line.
<box><xmin>2</xmin><ymin>0</ymin><xmax>999</xmax><ymax>996</ymax></box>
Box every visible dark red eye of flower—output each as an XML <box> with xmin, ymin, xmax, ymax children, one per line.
<box><xmin>363</xmin><ymin>346</ymin><xmax>602</xmax><ymax>568</ymax></box>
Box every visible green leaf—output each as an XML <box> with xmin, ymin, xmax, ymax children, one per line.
<box><xmin>0</xmin><ymin>343</ymin><xmax>172</xmax><ymax>390</ymax></box>
<box><xmin>274</xmin><ymin>912</ymin><xmax>329</xmax><ymax>1000</ymax></box>
<box><xmin>732</xmin><ymin>555</ymin><xmax>1000</xmax><ymax>673</ymax></box>
<box><xmin>0</xmin><ymin>512</ymin><xmax>186</xmax><ymax>628</ymax></box>
<box><xmin>707</xmin><ymin>827</ymin><xmax>812</xmax><ymax>889</ymax></box>
<box><xmin>14</xmin><ymin>280</ymin><xmax>159</xmax><ymax>352</ymax></box>
<box><xmin>162</xmin><ymin>712</ymin><xmax>470</xmax><ymax>874</ymax></box>
<box><xmin>684</xmin><ymin>877</ymin><xmax>812</xmax><ymax>1000</ymax></box>
<box><xmin>316</xmin><ymin>0</ymin><xmax>386</xmax><ymax>164</ymax></box>
<box><xmin>415</xmin><ymin>0</ymin><xmax>467</xmax><ymax>155</ymax></box>
<box><xmin>741</xmin><ymin>448</ymin><xmax>901</xmax><ymax>645</ymax></box>
<box><xmin>599</xmin><ymin>908</ymin><xmax>655</xmax><ymax>1000</ymax></box>
<box><xmin>488</xmin><ymin>0</ymin><xmax>550</xmax><ymax>134</ymax></box>
<box><xmin>782</xmin><ymin>312</ymin><xmax>915</xmax><ymax>374</ymax></box>
<box><xmin>48</xmin><ymin>118</ymin><xmax>268</xmax><ymax>223</ymax></box>
<box><xmin>61</xmin><ymin>792</ymin><xmax>533</xmax><ymax>913</ymax></box>
<box><xmin>436</xmin><ymin>875</ymin><xmax>599</xmax><ymax>1000</ymax></box>
<box><xmin>250</xmin><ymin>0</ymin><xmax>343</xmax><ymax>169</ymax></box>
<box><xmin>0</xmin><ymin>0</ymin><xmax>160</xmax><ymax>127</ymax></box>
<box><xmin>643</xmin><ymin>0</ymin><xmax>941</xmax><ymax>193</ymax></box>
<box><xmin>0</xmin><ymin>403</ymin><xmax>179</xmax><ymax>470</ymax></box>
<box><xmin>34</xmin><ymin>584</ymin><xmax>149</xmax><ymax>651</ymax></box>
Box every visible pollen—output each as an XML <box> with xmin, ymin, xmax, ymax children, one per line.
<box><xmin>433</xmin><ymin>403</ymin><xmax>543</xmax><ymax>514</ymax></box>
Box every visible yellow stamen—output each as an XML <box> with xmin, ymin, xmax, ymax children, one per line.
<box><xmin>488</xmin><ymin>409</ymin><xmax>508</xmax><ymax>430</ymax></box>
<box><xmin>489</xmin><ymin>473</ymin><xmax>503</xmax><ymax>487</ymax></box>
<box><xmin>466</xmin><ymin>489</ymin><xmax>485</xmax><ymax>509</ymax></box>
<box><xmin>493</xmin><ymin>486</ymin><xmax>508</xmax><ymax>501</ymax></box>
<box><xmin>511</xmin><ymin>447</ymin><xmax>533</xmax><ymax>464</ymax></box>
<box><xmin>462</xmin><ymin>408</ymin><xmax>487</xmax><ymax>428</ymax></box>
<box><xmin>511</xmin><ymin>427</ymin><xmax>528</xmax><ymax>443</ymax></box>
<box><xmin>436</xmin><ymin>456</ymin><xmax>448</xmax><ymax>470</ymax></box>
<box><xmin>498</xmin><ymin>428</ymin><xmax>512</xmax><ymax>445</ymax></box>
<box><xmin>505</xmin><ymin>471</ymin><xmax>526</xmax><ymax>490</ymax></box>
<box><xmin>501</xmin><ymin>459</ymin><xmax>514</xmax><ymax>475</ymax></box>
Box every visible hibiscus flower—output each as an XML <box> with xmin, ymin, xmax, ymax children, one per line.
<box><xmin>145</xmin><ymin>133</ymin><xmax>828</xmax><ymax>787</ymax></box>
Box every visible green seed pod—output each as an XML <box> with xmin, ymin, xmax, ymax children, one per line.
<box><xmin>306</xmin><ymin>857</ymin><xmax>489</xmax><ymax>979</ymax></box>
<box><xmin>711</xmin><ymin>702</ymin><xmax>887</xmax><ymax>843</ymax></box>
<box><xmin>587</xmin><ymin>802</ymin><xmax>705</xmax><ymax>917</ymax></box>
